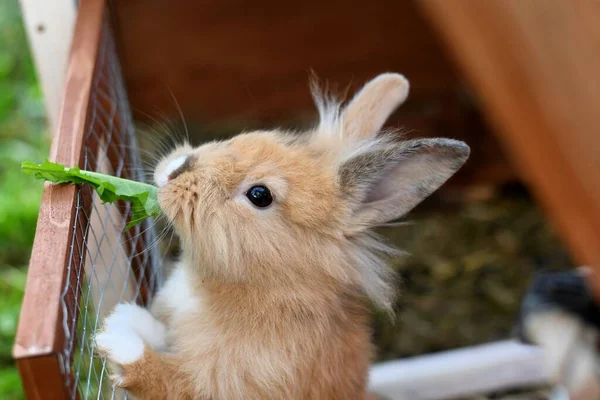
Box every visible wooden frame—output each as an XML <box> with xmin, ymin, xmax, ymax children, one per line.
<box><xmin>13</xmin><ymin>0</ymin><xmax>105</xmax><ymax>396</ymax></box>
<box><xmin>13</xmin><ymin>0</ymin><xmax>159</xmax><ymax>398</ymax></box>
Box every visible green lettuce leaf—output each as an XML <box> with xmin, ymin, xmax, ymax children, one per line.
<box><xmin>21</xmin><ymin>160</ymin><xmax>160</xmax><ymax>229</ymax></box>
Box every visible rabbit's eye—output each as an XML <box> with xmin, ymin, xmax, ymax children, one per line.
<box><xmin>246</xmin><ymin>185</ymin><xmax>273</xmax><ymax>208</ymax></box>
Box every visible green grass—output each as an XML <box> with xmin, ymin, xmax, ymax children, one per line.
<box><xmin>0</xmin><ymin>0</ymin><xmax>50</xmax><ymax>398</ymax></box>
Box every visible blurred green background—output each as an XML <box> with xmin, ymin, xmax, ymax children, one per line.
<box><xmin>0</xmin><ymin>0</ymin><xmax>49</xmax><ymax>398</ymax></box>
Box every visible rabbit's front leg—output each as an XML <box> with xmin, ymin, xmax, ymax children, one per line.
<box><xmin>95</xmin><ymin>303</ymin><xmax>195</xmax><ymax>399</ymax></box>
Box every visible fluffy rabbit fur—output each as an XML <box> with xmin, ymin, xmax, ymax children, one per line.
<box><xmin>95</xmin><ymin>73</ymin><xmax>469</xmax><ymax>399</ymax></box>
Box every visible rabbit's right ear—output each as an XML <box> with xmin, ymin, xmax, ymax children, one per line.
<box><xmin>341</xmin><ymin>73</ymin><xmax>409</xmax><ymax>143</ymax></box>
<box><xmin>340</xmin><ymin>138</ymin><xmax>470</xmax><ymax>232</ymax></box>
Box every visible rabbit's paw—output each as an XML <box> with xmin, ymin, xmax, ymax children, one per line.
<box><xmin>95</xmin><ymin>326</ymin><xmax>144</xmax><ymax>386</ymax></box>
<box><xmin>94</xmin><ymin>303</ymin><xmax>167</xmax><ymax>386</ymax></box>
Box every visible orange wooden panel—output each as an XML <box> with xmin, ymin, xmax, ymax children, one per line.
<box><xmin>418</xmin><ymin>0</ymin><xmax>600</xmax><ymax>296</ymax></box>
<box><xmin>111</xmin><ymin>0</ymin><xmax>462</xmax><ymax>125</ymax></box>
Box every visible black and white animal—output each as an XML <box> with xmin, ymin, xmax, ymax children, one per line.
<box><xmin>518</xmin><ymin>267</ymin><xmax>600</xmax><ymax>399</ymax></box>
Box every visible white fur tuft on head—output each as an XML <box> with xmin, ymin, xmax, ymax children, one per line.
<box><xmin>310</xmin><ymin>77</ymin><xmax>343</xmax><ymax>137</ymax></box>
<box><xmin>310</xmin><ymin>72</ymin><xmax>409</xmax><ymax>145</ymax></box>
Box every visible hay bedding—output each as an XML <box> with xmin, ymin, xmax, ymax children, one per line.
<box><xmin>373</xmin><ymin>185</ymin><xmax>571</xmax><ymax>361</ymax></box>
<box><xmin>371</xmin><ymin>185</ymin><xmax>570</xmax><ymax>399</ymax></box>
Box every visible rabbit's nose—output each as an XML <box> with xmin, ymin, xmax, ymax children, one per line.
<box><xmin>166</xmin><ymin>155</ymin><xmax>193</xmax><ymax>181</ymax></box>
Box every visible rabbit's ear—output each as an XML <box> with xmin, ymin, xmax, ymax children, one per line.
<box><xmin>341</xmin><ymin>73</ymin><xmax>409</xmax><ymax>142</ymax></box>
<box><xmin>340</xmin><ymin>138</ymin><xmax>469</xmax><ymax>231</ymax></box>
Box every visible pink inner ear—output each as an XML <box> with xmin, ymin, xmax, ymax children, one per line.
<box><xmin>360</xmin><ymin>153</ymin><xmax>438</xmax><ymax>210</ymax></box>
<box><xmin>363</xmin><ymin>163</ymin><xmax>409</xmax><ymax>204</ymax></box>
<box><xmin>365</xmin><ymin>172</ymin><xmax>394</xmax><ymax>204</ymax></box>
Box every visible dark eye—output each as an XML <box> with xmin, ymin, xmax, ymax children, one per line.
<box><xmin>246</xmin><ymin>185</ymin><xmax>273</xmax><ymax>208</ymax></box>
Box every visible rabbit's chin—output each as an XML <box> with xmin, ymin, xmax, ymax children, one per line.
<box><xmin>156</xmin><ymin>188</ymin><xmax>181</xmax><ymax>225</ymax></box>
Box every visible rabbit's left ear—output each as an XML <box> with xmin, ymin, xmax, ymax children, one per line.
<box><xmin>340</xmin><ymin>138</ymin><xmax>470</xmax><ymax>231</ymax></box>
<box><xmin>341</xmin><ymin>73</ymin><xmax>409</xmax><ymax>143</ymax></box>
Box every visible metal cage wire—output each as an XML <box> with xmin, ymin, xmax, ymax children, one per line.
<box><xmin>58</xmin><ymin>17</ymin><xmax>162</xmax><ymax>399</ymax></box>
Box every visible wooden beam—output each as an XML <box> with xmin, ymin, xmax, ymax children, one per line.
<box><xmin>19</xmin><ymin>0</ymin><xmax>77</xmax><ymax>134</ymax></box>
<box><xmin>417</xmin><ymin>0</ymin><xmax>600</xmax><ymax>297</ymax></box>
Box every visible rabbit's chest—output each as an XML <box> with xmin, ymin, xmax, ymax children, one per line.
<box><xmin>151</xmin><ymin>264</ymin><xmax>202</xmax><ymax>326</ymax></box>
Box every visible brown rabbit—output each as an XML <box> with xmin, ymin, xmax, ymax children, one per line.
<box><xmin>95</xmin><ymin>73</ymin><xmax>470</xmax><ymax>399</ymax></box>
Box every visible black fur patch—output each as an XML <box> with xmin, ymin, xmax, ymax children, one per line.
<box><xmin>518</xmin><ymin>270</ymin><xmax>600</xmax><ymax>343</ymax></box>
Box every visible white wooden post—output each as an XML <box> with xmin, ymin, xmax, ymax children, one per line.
<box><xmin>19</xmin><ymin>0</ymin><xmax>77</xmax><ymax>135</ymax></box>
<box><xmin>368</xmin><ymin>340</ymin><xmax>551</xmax><ymax>400</ymax></box>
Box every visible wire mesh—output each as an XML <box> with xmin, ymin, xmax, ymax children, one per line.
<box><xmin>56</xmin><ymin>16</ymin><xmax>162</xmax><ymax>400</ymax></box>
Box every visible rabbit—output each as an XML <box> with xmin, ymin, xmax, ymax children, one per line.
<box><xmin>94</xmin><ymin>73</ymin><xmax>470</xmax><ymax>400</ymax></box>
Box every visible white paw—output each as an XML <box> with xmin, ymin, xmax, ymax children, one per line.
<box><xmin>95</xmin><ymin>325</ymin><xmax>145</xmax><ymax>365</ymax></box>
<box><xmin>94</xmin><ymin>303</ymin><xmax>167</xmax><ymax>369</ymax></box>
<box><xmin>102</xmin><ymin>303</ymin><xmax>167</xmax><ymax>350</ymax></box>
